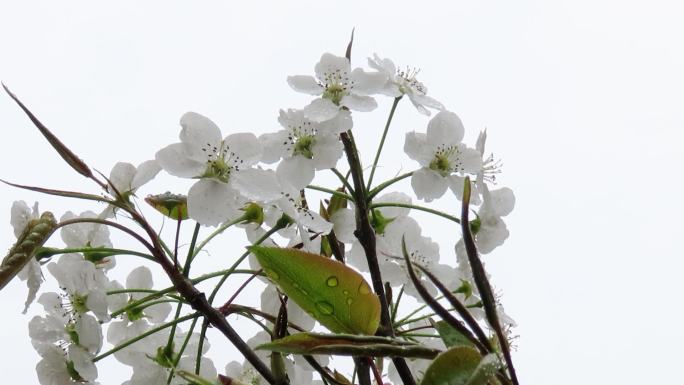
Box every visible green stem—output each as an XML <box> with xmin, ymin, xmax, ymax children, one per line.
<box><xmin>370</xmin><ymin>202</ymin><xmax>461</xmax><ymax>224</ymax></box>
<box><xmin>35</xmin><ymin>246</ymin><xmax>155</xmax><ymax>262</ymax></box>
<box><xmin>367</xmin><ymin>96</ymin><xmax>402</xmax><ymax>190</ymax></box>
<box><xmin>184</xmin><ymin>223</ymin><xmax>201</xmax><ymax>276</ymax></box>
<box><xmin>331</xmin><ymin>168</ymin><xmax>355</xmax><ymax>194</ymax></box>
<box><xmin>168</xmin><ymin>316</ymin><xmax>199</xmax><ymax>384</ymax></box>
<box><xmin>306</xmin><ymin>185</ymin><xmax>354</xmax><ymax>202</ymax></box>
<box><xmin>367</xmin><ymin>172</ymin><xmax>413</xmax><ymax>200</ymax></box>
<box><xmin>191</xmin><ymin>215</ymin><xmax>248</xmax><ymax>262</ymax></box>
<box><xmin>93</xmin><ymin>312</ymin><xmax>199</xmax><ymax>362</ymax></box>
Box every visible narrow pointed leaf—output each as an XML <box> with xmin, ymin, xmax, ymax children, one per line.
<box><xmin>421</xmin><ymin>346</ymin><xmax>500</xmax><ymax>385</ymax></box>
<box><xmin>3</xmin><ymin>84</ymin><xmax>93</xmax><ymax>178</ymax></box>
<box><xmin>256</xmin><ymin>332</ymin><xmax>440</xmax><ymax>359</ymax></box>
<box><xmin>250</xmin><ymin>246</ymin><xmax>380</xmax><ymax>335</ymax></box>
<box><xmin>0</xmin><ymin>179</ymin><xmax>114</xmax><ymax>205</ymax></box>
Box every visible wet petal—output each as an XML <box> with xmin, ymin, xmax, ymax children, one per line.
<box><xmin>155</xmin><ymin>142</ymin><xmax>205</xmax><ymax>178</ymax></box>
<box><xmin>131</xmin><ymin>160</ymin><xmax>161</xmax><ymax>191</ymax></box>
<box><xmin>341</xmin><ymin>94</ymin><xmax>377</xmax><ymax>112</ymax></box>
<box><xmin>427</xmin><ymin>110</ymin><xmax>464</xmax><ymax>147</ymax></box>
<box><xmin>411</xmin><ymin>168</ymin><xmax>448</xmax><ymax>202</ymax></box>
<box><xmin>231</xmin><ymin>168</ymin><xmax>281</xmax><ymax>202</ymax></box>
<box><xmin>303</xmin><ymin>98</ymin><xmax>340</xmax><ymax>122</ymax></box>
<box><xmin>188</xmin><ymin>180</ymin><xmax>238</xmax><ymax>226</ymax></box>
<box><xmin>287</xmin><ymin>75</ymin><xmax>324</xmax><ymax>95</ymax></box>
<box><xmin>277</xmin><ymin>156</ymin><xmax>315</xmax><ymax>190</ymax></box>
<box><xmin>225</xmin><ymin>132</ymin><xmax>263</xmax><ymax>167</ymax></box>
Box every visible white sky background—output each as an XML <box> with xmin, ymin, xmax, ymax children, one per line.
<box><xmin>0</xmin><ymin>1</ymin><xmax>683</xmax><ymax>384</ymax></box>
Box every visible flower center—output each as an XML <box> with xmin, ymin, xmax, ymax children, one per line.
<box><xmin>200</xmin><ymin>141</ymin><xmax>242</xmax><ymax>183</ymax></box>
<box><xmin>429</xmin><ymin>145</ymin><xmax>464</xmax><ymax>177</ymax></box>
<box><xmin>397</xmin><ymin>66</ymin><xmax>426</xmax><ymax>95</ymax></box>
<box><xmin>293</xmin><ymin>135</ymin><xmax>316</xmax><ymax>159</ymax></box>
<box><xmin>321</xmin><ymin>69</ymin><xmax>352</xmax><ymax>105</ymax></box>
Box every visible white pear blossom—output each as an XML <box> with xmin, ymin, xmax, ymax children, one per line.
<box><xmin>287</xmin><ymin>53</ymin><xmax>387</xmax><ymax>122</ymax></box>
<box><xmin>35</xmin><ymin>344</ymin><xmax>99</xmax><ymax>385</ymax></box>
<box><xmin>368</xmin><ymin>53</ymin><xmax>444</xmax><ymax>115</ymax></box>
<box><xmin>155</xmin><ymin>112</ymin><xmax>281</xmax><ymax>226</ymax></box>
<box><xmin>46</xmin><ymin>254</ymin><xmax>110</xmax><ymax>321</ymax></box>
<box><xmin>259</xmin><ymin>108</ymin><xmax>349</xmax><ymax>189</ymax></box>
<box><xmin>389</xmin><ymin>320</ymin><xmax>446</xmax><ymax>384</ymax></box>
<box><xmin>10</xmin><ymin>200</ymin><xmax>45</xmax><ymax>312</ymax></box>
<box><xmin>102</xmin><ymin>160</ymin><xmax>161</xmax><ymax>218</ymax></box>
<box><xmin>60</xmin><ymin>211</ymin><xmax>115</xmax><ymax>269</ymax></box>
<box><xmin>405</xmin><ymin>110</ymin><xmax>482</xmax><ymax>202</ymax></box>
<box><xmin>107</xmin><ymin>266</ymin><xmax>172</xmax><ymax>324</ymax></box>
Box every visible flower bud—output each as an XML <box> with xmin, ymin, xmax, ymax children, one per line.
<box><xmin>145</xmin><ymin>192</ymin><xmax>188</xmax><ymax>220</ymax></box>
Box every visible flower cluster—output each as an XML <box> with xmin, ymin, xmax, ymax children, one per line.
<box><xmin>4</xmin><ymin>44</ymin><xmax>517</xmax><ymax>385</ymax></box>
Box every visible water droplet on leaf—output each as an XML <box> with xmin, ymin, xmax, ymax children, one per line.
<box><xmin>315</xmin><ymin>301</ymin><xmax>334</xmax><ymax>315</ymax></box>
<box><xmin>326</xmin><ymin>276</ymin><xmax>339</xmax><ymax>287</ymax></box>
<box><xmin>358</xmin><ymin>283</ymin><xmax>370</xmax><ymax>295</ymax></box>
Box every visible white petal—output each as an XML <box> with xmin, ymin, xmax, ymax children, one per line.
<box><xmin>188</xmin><ymin>180</ymin><xmax>238</xmax><ymax>226</ymax></box>
<box><xmin>367</xmin><ymin>54</ymin><xmax>396</xmax><ymax>75</ymax></box>
<box><xmin>109</xmin><ymin>162</ymin><xmax>136</xmax><ymax>193</ymax></box>
<box><xmin>232</xmin><ymin>168</ymin><xmax>282</xmax><ymax>202</ymax></box>
<box><xmin>311</xmin><ymin>134</ymin><xmax>343</xmax><ymax>170</ymax></box>
<box><xmin>458</xmin><ymin>145</ymin><xmax>483</xmax><ymax>174</ymax></box>
<box><xmin>427</xmin><ymin>110</ymin><xmax>464</xmax><ymax>147</ymax></box>
<box><xmin>411</xmin><ymin>168</ymin><xmax>448</xmax><ymax>202</ymax></box>
<box><xmin>75</xmin><ymin>313</ymin><xmax>103</xmax><ymax>354</ymax></box>
<box><xmin>314</xmin><ymin>53</ymin><xmax>351</xmax><ymax>84</ymax></box>
<box><xmin>341</xmin><ymin>94</ymin><xmax>377</xmax><ymax>112</ymax></box>
<box><xmin>126</xmin><ymin>266</ymin><xmax>153</xmax><ymax>290</ymax></box>
<box><xmin>330</xmin><ymin>208</ymin><xmax>356</xmax><ymax>244</ymax></box>
<box><xmin>404</xmin><ymin>132</ymin><xmax>431</xmax><ymax>166</ymax></box>
<box><xmin>478</xmin><ymin>217</ymin><xmax>509</xmax><ymax>254</ymax></box>
<box><xmin>303</xmin><ymin>98</ymin><xmax>340</xmax><ymax>122</ymax></box>
<box><xmin>486</xmin><ymin>187</ymin><xmax>516</xmax><ymax>217</ymax></box>
<box><xmin>155</xmin><ymin>142</ymin><xmax>205</xmax><ymax>178</ymax></box>
<box><xmin>225</xmin><ymin>132</ymin><xmax>263</xmax><ymax>167</ymax></box>
<box><xmin>350</xmin><ymin>68</ymin><xmax>388</xmax><ymax>95</ymax></box>
<box><xmin>179</xmin><ymin>111</ymin><xmax>223</xmax><ymax>161</ymax></box>
<box><xmin>69</xmin><ymin>345</ymin><xmax>98</xmax><ymax>381</ymax></box>
<box><xmin>318</xmin><ymin>109</ymin><xmax>353</xmax><ymax>134</ymax></box>
<box><xmin>131</xmin><ymin>160</ymin><xmax>161</xmax><ymax>191</ymax></box>
<box><xmin>259</xmin><ymin>131</ymin><xmax>289</xmax><ymax>163</ymax></box>
<box><xmin>10</xmin><ymin>200</ymin><xmax>33</xmax><ymax>238</ymax></box>
<box><xmin>297</xmin><ymin>209</ymin><xmax>333</xmax><ymax>234</ymax></box>
<box><xmin>410</xmin><ymin>93</ymin><xmax>445</xmax><ymax>112</ymax></box>
<box><xmin>145</xmin><ymin>302</ymin><xmax>172</xmax><ymax>324</ymax></box>
<box><xmin>20</xmin><ymin>259</ymin><xmax>43</xmax><ymax>313</ymax></box>
<box><xmin>287</xmin><ymin>75</ymin><xmax>324</xmax><ymax>95</ymax></box>
<box><xmin>375</xmin><ymin>192</ymin><xmax>412</xmax><ymax>219</ymax></box>
<box><xmin>276</xmin><ymin>156</ymin><xmax>315</xmax><ymax>190</ymax></box>
<box><xmin>448</xmin><ymin>175</ymin><xmax>467</xmax><ymax>200</ymax></box>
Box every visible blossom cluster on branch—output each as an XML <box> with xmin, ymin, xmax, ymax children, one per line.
<box><xmin>1</xmin><ymin>37</ymin><xmax>517</xmax><ymax>385</ymax></box>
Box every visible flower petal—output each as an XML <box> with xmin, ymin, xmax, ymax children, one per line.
<box><xmin>126</xmin><ymin>266</ymin><xmax>153</xmax><ymax>290</ymax></box>
<box><xmin>350</xmin><ymin>68</ymin><xmax>388</xmax><ymax>95</ymax></box>
<box><xmin>109</xmin><ymin>162</ymin><xmax>136</xmax><ymax>193</ymax></box>
<box><xmin>156</xmin><ymin>142</ymin><xmax>206</xmax><ymax>178</ymax></box>
<box><xmin>303</xmin><ymin>98</ymin><xmax>340</xmax><ymax>122</ymax></box>
<box><xmin>179</xmin><ymin>112</ymin><xmax>223</xmax><ymax>162</ymax></box>
<box><xmin>224</xmin><ymin>132</ymin><xmax>263</xmax><ymax>167</ymax></box>
<box><xmin>318</xmin><ymin>109</ymin><xmax>353</xmax><ymax>134</ymax></box>
<box><xmin>427</xmin><ymin>110</ymin><xmax>465</xmax><ymax>147</ymax></box>
<box><xmin>287</xmin><ymin>75</ymin><xmax>324</xmax><ymax>95</ymax></box>
<box><xmin>231</xmin><ymin>168</ymin><xmax>282</xmax><ymax>202</ymax></box>
<box><xmin>312</xmin><ymin>134</ymin><xmax>343</xmax><ymax>170</ymax></box>
<box><xmin>411</xmin><ymin>168</ymin><xmax>448</xmax><ymax>202</ymax></box>
<box><xmin>188</xmin><ymin>180</ymin><xmax>239</xmax><ymax>226</ymax></box>
<box><xmin>375</xmin><ymin>192</ymin><xmax>412</xmax><ymax>219</ymax></box>
<box><xmin>10</xmin><ymin>200</ymin><xmax>34</xmax><ymax>238</ymax></box>
<box><xmin>131</xmin><ymin>160</ymin><xmax>161</xmax><ymax>191</ymax></box>
<box><xmin>259</xmin><ymin>131</ymin><xmax>290</xmax><ymax>163</ymax></box>
<box><xmin>404</xmin><ymin>132</ymin><xmax>431</xmax><ymax>165</ymax></box>
<box><xmin>277</xmin><ymin>156</ymin><xmax>315</xmax><ymax>190</ymax></box>
<box><xmin>341</xmin><ymin>94</ymin><xmax>377</xmax><ymax>112</ymax></box>
<box><xmin>314</xmin><ymin>53</ymin><xmax>351</xmax><ymax>84</ymax></box>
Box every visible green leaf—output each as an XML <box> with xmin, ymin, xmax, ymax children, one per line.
<box><xmin>249</xmin><ymin>246</ymin><xmax>380</xmax><ymax>335</ymax></box>
<box><xmin>256</xmin><ymin>332</ymin><xmax>440</xmax><ymax>359</ymax></box>
<box><xmin>421</xmin><ymin>346</ymin><xmax>501</xmax><ymax>385</ymax></box>
<box><xmin>433</xmin><ymin>320</ymin><xmax>476</xmax><ymax>348</ymax></box>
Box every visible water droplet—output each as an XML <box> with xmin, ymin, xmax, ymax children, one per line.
<box><xmin>315</xmin><ymin>301</ymin><xmax>334</xmax><ymax>315</ymax></box>
<box><xmin>326</xmin><ymin>276</ymin><xmax>339</xmax><ymax>287</ymax></box>
<box><xmin>343</xmin><ymin>290</ymin><xmax>349</xmax><ymax>295</ymax></box>
<box><xmin>292</xmin><ymin>282</ymin><xmax>300</xmax><ymax>288</ymax></box>
<box><xmin>358</xmin><ymin>283</ymin><xmax>370</xmax><ymax>295</ymax></box>
<box><xmin>346</xmin><ymin>298</ymin><xmax>353</xmax><ymax>305</ymax></box>
<box><xmin>264</xmin><ymin>268</ymin><xmax>279</xmax><ymax>280</ymax></box>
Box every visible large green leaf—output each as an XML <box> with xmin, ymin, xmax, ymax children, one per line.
<box><xmin>250</xmin><ymin>246</ymin><xmax>380</xmax><ymax>335</ymax></box>
<box><xmin>421</xmin><ymin>346</ymin><xmax>501</xmax><ymax>385</ymax></box>
<box><xmin>257</xmin><ymin>332</ymin><xmax>440</xmax><ymax>359</ymax></box>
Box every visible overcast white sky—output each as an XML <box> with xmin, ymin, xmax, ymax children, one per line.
<box><xmin>1</xmin><ymin>1</ymin><xmax>683</xmax><ymax>384</ymax></box>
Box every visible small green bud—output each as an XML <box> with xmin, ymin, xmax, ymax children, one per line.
<box><xmin>469</xmin><ymin>216</ymin><xmax>481</xmax><ymax>235</ymax></box>
<box><xmin>145</xmin><ymin>192</ymin><xmax>188</xmax><ymax>220</ymax></box>
<box><xmin>275</xmin><ymin>213</ymin><xmax>295</xmax><ymax>229</ymax></box>
<box><xmin>241</xmin><ymin>202</ymin><xmax>264</xmax><ymax>225</ymax></box>
<box><xmin>370</xmin><ymin>209</ymin><xmax>394</xmax><ymax>235</ymax></box>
